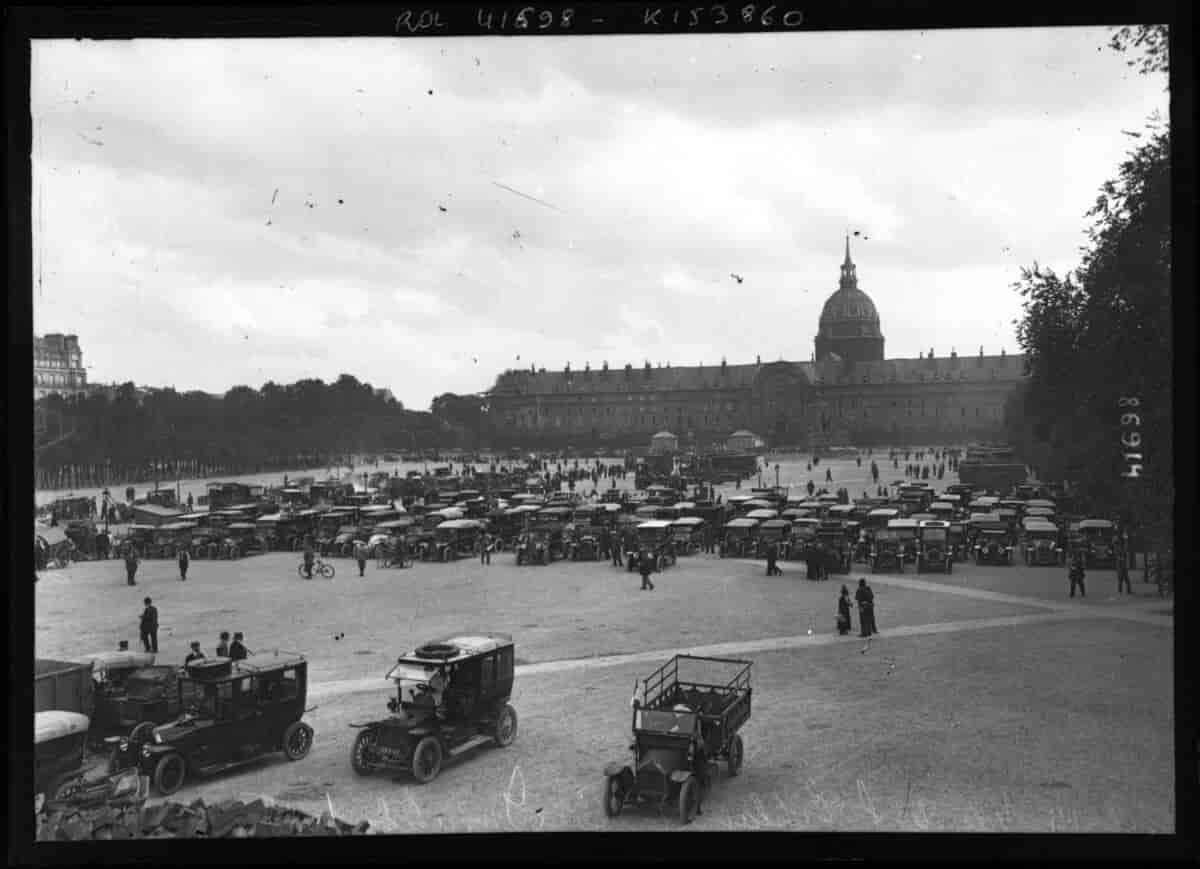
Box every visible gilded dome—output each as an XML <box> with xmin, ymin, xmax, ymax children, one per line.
<box><xmin>819</xmin><ymin>286</ymin><xmax>880</xmax><ymax>325</ymax></box>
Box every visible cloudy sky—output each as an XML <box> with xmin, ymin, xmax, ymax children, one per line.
<box><xmin>31</xmin><ymin>28</ymin><xmax>1167</xmax><ymax>409</ymax></box>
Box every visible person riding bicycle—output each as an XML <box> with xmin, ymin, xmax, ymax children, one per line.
<box><xmin>302</xmin><ymin>539</ymin><xmax>315</xmax><ymax>579</ymax></box>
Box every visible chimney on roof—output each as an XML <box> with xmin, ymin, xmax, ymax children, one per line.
<box><xmin>565</xmin><ymin>361</ymin><xmax>571</xmax><ymax>373</ymax></box>
<box><xmin>950</xmin><ymin>348</ymin><xmax>957</xmax><ymax>359</ymax></box>
<box><xmin>584</xmin><ymin>361</ymin><xmax>590</xmax><ymax>372</ymax></box>
<box><xmin>756</xmin><ymin>354</ymin><xmax>761</xmax><ymax>365</ymax></box>
<box><xmin>929</xmin><ymin>347</ymin><xmax>934</xmax><ymax>359</ymax></box>
<box><xmin>1000</xmin><ymin>347</ymin><xmax>1006</xmax><ymax>357</ymax></box>
<box><xmin>979</xmin><ymin>345</ymin><xmax>984</xmax><ymax>357</ymax></box>
<box><xmin>602</xmin><ymin>360</ymin><xmax>608</xmax><ymax>371</ymax></box>
<box><xmin>720</xmin><ymin>357</ymin><xmax>727</xmax><ymax>373</ymax></box>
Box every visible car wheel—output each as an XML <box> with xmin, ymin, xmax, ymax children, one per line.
<box><xmin>153</xmin><ymin>751</ymin><xmax>186</xmax><ymax>796</ymax></box>
<box><xmin>283</xmin><ymin>721</ymin><xmax>314</xmax><ymax>761</ymax></box>
<box><xmin>493</xmin><ymin>704</ymin><xmax>518</xmax><ymax>748</ymax></box>
<box><xmin>728</xmin><ymin>733</ymin><xmax>744</xmax><ymax>777</ymax></box>
<box><xmin>411</xmin><ymin>736</ymin><xmax>443</xmax><ymax>784</ymax></box>
<box><xmin>678</xmin><ymin>776</ymin><xmax>699</xmax><ymax>825</ymax></box>
<box><xmin>351</xmin><ymin>729</ymin><xmax>376</xmax><ymax>775</ymax></box>
<box><xmin>603</xmin><ymin>774</ymin><xmax>625</xmax><ymax>818</ymax></box>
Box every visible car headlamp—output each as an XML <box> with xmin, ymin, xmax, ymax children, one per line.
<box><xmin>119</xmin><ymin>739</ymin><xmax>129</xmax><ymax>752</ymax></box>
<box><xmin>153</xmin><ymin>731</ymin><xmax>163</xmax><ymax>744</ymax></box>
<box><xmin>141</xmin><ymin>744</ymin><xmax>152</xmax><ymax>757</ymax></box>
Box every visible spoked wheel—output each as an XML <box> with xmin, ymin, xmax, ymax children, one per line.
<box><xmin>678</xmin><ymin>776</ymin><xmax>699</xmax><ymax>825</ymax></box>
<box><xmin>493</xmin><ymin>704</ymin><xmax>518</xmax><ymax>748</ymax></box>
<box><xmin>351</xmin><ymin>729</ymin><xmax>377</xmax><ymax>776</ymax></box>
<box><xmin>153</xmin><ymin>751</ymin><xmax>186</xmax><ymax>796</ymax></box>
<box><xmin>320</xmin><ymin>562</ymin><xmax>335</xmax><ymax>579</ymax></box>
<box><xmin>411</xmin><ymin>736</ymin><xmax>443</xmax><ymax>784</ymax></box>
<box><xmin>603</xmin><ymin>774</ymin><xmax>625</xmax><ymax>818</ymax></box>
<box><xmin>297</xmin><ymin>563</ymin><xmax>310</xmax><ymax>579</ymax></box>
<box><xmin>727</xmin><ymin>733</ymin><xmax>744</xmax><ymax>777</ymax></box>
<box><xmin>282</xmin><ymin>721</ymin><xmax>314</xmax><ymax>760</ymax></box>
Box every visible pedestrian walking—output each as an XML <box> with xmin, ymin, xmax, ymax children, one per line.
<box><xmin>229</xmin><ymin>632</ymin><xmax>250</xmax><ymax>661</ymax></box>
<box><xmin>302</xmin><ymin>540</ymin><xmax>315</xmax><ymax>579</ymax></box>
<box><xmin>805</xmin><ymin>548</ymin><xmax>819</xmax><ymax>581</ymax></box>
<box><xmin>855</xmin><ymin>579</ymin><xmax>877</xmax><ymax>636</ymax></box>
<box><xmin>140</xmin><ymin>597</ymin><xmax>159</xmax><ymax>653</ymax></box>
<box><xmin>765</xmin><ymin>541</ymin><xmax>781</xmax><ymax>577</ymax></box>
<box><xmin>216</xmin><ymin>631</ymin><xmax>230</xmax><ymax>657</ymax></box>
<box><xmin>354</xmin><ymin>540</ymin><xmax>369</xmax><ymax>577</ymax></box>
<box><xmin>1068</xmin><ymin>551</ymin><xmax>1086</xmax><ymax>598</ymax></box>
<box><xmin>638</xmin><ymin>548</ymin><xmax>656</xmax><ymax>591</ymax></box>
<box><xmin>177</xmin><ymin>546</ymin><xmax>190</xmax><ymax>581</ymax></box>
<box><xmin>825</xmin><ymin>468</ymin><xmax>833</xmax><ymax>483</ymax></box>
<box><xmin>1115</xmin><ymin>536</ymin><xmax>1131</xmax><ymax>594</ymax></box>
<box><xmin>125</xmin><ymin>549</ymin><xmax>140</xmax><ymax>586</ymax></box>
<box><xmin>186</xmin><ymin>492</ymin><xmax>194</xmax><ymax>511</ymax></box>
<box><xmin>185</xmin><ymin>642</ymin><xmax>206</xmax><ymax>665</ymax></box>
<box><xmin>613</xmin><ymin>532</ymin><xmax>625</xmax><ymax>567</ymax></box>
<box><xmin>481</xmin><ymin>532</ymin><xmax>493</xmax><ymax>564</ymax></box>
<box><xmin>837</xmin><ymin>585</ymin><xmax>853</xmax><ymax>635</ymax></box>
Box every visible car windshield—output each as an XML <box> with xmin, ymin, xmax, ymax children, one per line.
<box><xmin>635</xmin><ymin>708</ymin><xmax>697</xmax><ymax>734</ymax></box>
<box><xmin>125</xmin><ymin>674</ymin><xmax>171</xmax><ymax>700</ymax></box>
<box><xmin>923</xmin><ymin>530</ymin><xmax>947</xmax><ymax>542</ymax></box>
<box><xmin>391</xmin><ymin>662</ymin><xmax>445</xmax><ymax>704</ymax></box>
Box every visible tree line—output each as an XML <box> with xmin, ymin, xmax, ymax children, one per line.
<box><xmin>1006</xmin><ymin>26</ymin><xmax>1172</xmax><ymax>543</ymax></box>
<box><xmin>35</xmin><ymin>375</ymin><xmax>474</xmax><ymax>489</ymax></box>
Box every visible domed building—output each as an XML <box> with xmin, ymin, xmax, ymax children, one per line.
<box><xmin>486</xmin><ymin>242</ymin><xmax>1028</xmax><ymax>449</ymax></box>
<box><xmin>814</xmin><ymin>238</ymin><xmax>885</xmax><ymax>364</ymax></box>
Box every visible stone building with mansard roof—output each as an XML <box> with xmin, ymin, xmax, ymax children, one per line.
<box><xmin>486</xmin><ymin>242</ymin><xmax>1027</xmax><ymax>449</ymax></box>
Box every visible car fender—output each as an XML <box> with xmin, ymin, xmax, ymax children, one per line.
<box><xmin>604</xmin><ymin>763</ymin><xmax>634</xmax><ymax>788</ymax></box>
<box><xmin>668</xmin><ymin>770</ymin><xmax>693</xmax><ymax>785</ymax></box>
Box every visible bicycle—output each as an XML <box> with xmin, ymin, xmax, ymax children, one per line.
<box><xmin>298</xmin><ymin>558</ymin><xmax>335</xmax><ymax>579</ymax></box>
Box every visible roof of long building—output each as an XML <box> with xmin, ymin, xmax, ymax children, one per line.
<box><xmin>489</xmin><ymin>354</ymin><xmax>1026</xmax><ymax>396</ymax></box>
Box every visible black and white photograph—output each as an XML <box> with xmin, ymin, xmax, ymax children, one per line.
<box><xmin>17</xmin><ymin>5</ymin><xmax>1184</xmax><ymax>853</ymax></box>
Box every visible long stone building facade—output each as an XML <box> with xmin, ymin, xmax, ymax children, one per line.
<box><xmin>486</xmin><ymin>242</ymin><xmax>1027</xmax><ymax>449</ymax></box>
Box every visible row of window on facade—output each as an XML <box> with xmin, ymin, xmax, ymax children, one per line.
<box><xmin>35</xmin><ymin>371</ymin><xmax>85</xmax><ymax>387</ymax></box>
<box><xmin>504</xmin><ymin>404</ymin><xmax>1003</xmax><ymax>429</ymax></box>
<box><xmin>35</xmin><ymin>356</ymin><xmax>82</xmax><ymax>369</ymax></box>
<box><xmin>514</xmin><ymin>366</ymin><xmax>1015</xmax><ymax>396</ymax></box>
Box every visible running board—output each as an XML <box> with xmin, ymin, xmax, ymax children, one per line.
<box><xmin>447</xmin><ymin>734</ymin><xmax>494</xmax><ymax>757</ymax></box>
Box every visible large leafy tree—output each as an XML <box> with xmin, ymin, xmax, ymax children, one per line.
<box><xmin>1008</xmin><ymin>25</ymin><xmax>1171</xmax><ymax>541</ymax></box>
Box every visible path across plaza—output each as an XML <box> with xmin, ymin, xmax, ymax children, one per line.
<box><xmin>308</xmin><ymin>573</ymin><xmax>1170</xmax><ymax>701</ymax></box>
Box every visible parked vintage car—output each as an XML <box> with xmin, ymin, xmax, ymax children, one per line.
<box><xmin>669</xmin><ymin>516</ymin><xmax>707</xmax><ymax>555</ymax></box>
<box><xmin>349</xmin><ymin>634</ymin><xmax>517</xmax><ymax>784</ymax></box>
<box><xmin>633</xmin><ymin>520</ymin><xmax>677</xmax><ymax>570</ymax></box>
<box><xmin>755</xmin><ymin>518</ymin><xmax>793</xmax><ymax>559</ymax></box>
<box><xmin>947</xmin><ymin>522</ymin><xmax>968</xmax><ymax>562</ymax></box>
<box><xmin>433</xmin><ymin>519</ymin><xmax>483</xmax><ymax>561</ymax></box>
<box><xmin>720</xmin><ymin>518</ymin><xmax>760</xmax><ymax>558</ymax></box>
<box><xmin>973</xmin><ymin>522</ymin><xmax>1015</xmax><ymax>566</ymax></box>
<box><xmin>603</xmin><ymin>655</ymin><xmax>751</xmax><ymax>825</ymax></box>
<box><xmin>1022</xmin><ymin>518</ymin><xmax>1064</xmax><ymax>566</ymax></box>
<box><xmin>886</xmin><ymin>518</ymin><xmax>921</xmax><ymax>563</ymax></box>
<box><xmin>815</xmin><ymin>522</ymin><xmax>851</xmax><ymax>574</ymax></box>
<box><xmin>78</xmin><ymin>650</ymin><xmax>156</xmax><ymax>741</ymax></box>
<box><xmin>864</xmin><ymin>508</ymin><xmax>901</xmax><ymax>533</ymax></box>
<box><xmin>915</xmin><ymin>521</ymin><xmax>953</xmax><ymax>573</ymax></box>
<box><xmin>870</xmin><ymin>529</ymin><xmax>905</xmax><ymax>573</ymax></box>
<box><xmin>35</xmin><ymin>711</ymin><xmax>90</xmax><ymax>808</ymax></box>
<box><xmin>107</xmin><ymin>653</ymin><xmax>313</xmax><ymax>796</ymax></box>
<box><xmin>1078</xmin><ymin>518</ymin><xmax>1118</xmax><ymax>568</ymax></box>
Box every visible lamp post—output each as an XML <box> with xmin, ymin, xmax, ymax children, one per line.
<box><xmin>775</xmin><ymin>464</ymin><xmax>780</xmax><ymax>488</ymax></box>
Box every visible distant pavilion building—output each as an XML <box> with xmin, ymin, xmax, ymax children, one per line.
<box><xmin>34</xmin><ymin>333</ymin><xmax>88</xmax><ymax>400</ymax></box>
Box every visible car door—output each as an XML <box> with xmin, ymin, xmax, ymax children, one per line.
<box><xmin>230</xmin><ymin>676</ymin><xmax>268</xmax><ymax>759</ymax></box>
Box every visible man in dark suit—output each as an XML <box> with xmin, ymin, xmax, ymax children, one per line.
<box><xmin>140</xmin><ymin>597</ymin><xmax>159</xmax><ymax>653</ymax></box>
<box><xmin>229</xmin><ymin>632</ymin><xmax>251</xmax><ymax>661</ymax></box>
